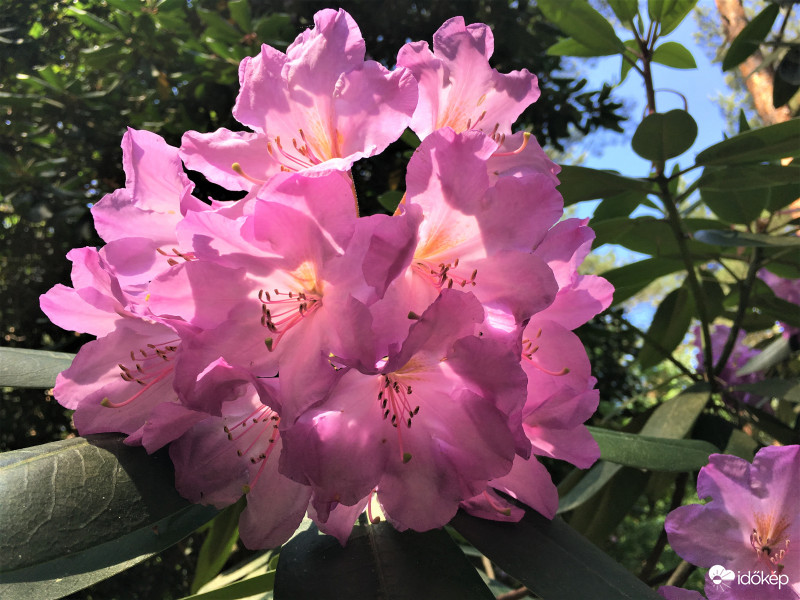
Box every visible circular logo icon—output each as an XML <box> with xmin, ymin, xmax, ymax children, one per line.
<box><xmin>709</xmin><ymin>564</ymin><xmax>735</xmax><ymax>586</ymax></box>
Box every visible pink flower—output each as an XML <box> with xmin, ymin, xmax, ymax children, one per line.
<box><xmin>181</xmin><ymin>9</ymin><xmax>418</xmax><ymax>191</ymax></box>
<box><xmin>665</xmin><ymin>446</ymin><xmax>800</xmax><ymax>599</ymax></box>
<box><xmin>278</xmin><ymin>290</ymin><xmax>529</xmax><ymax>538</ymax></box>
<box><xmin>694</xmin><ymin>324</ymin><xmax>762</xmax><ymax>407</ymax></box>
<box><xmin>397</xmin><ymin>16</ymin><xmax>539</xmax><ymax>140</ymax></box>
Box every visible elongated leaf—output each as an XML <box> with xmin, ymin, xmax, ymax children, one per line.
<box><xmin>559</xmin><ymin>390</ymin><xmax>708</xmax><ymax>512</ymax></box>
<box><xmin>558</xmin><ymin>460</ymin><xmax>622</xmax><ymax>513</ymax></box>
<box><xmin>588</xmin><ymin>427</ymin><xmax>717</xmax><ymax>471</ymax></box>
<box><xmin>592</xmin><ymin>216</ymin><xmax>724</xmax><ymax>258</ymax></box>
<box><xmin>547</xmin><ymin>37</ymin><xmax>614</xmax><ymax>57</ymax></box>
<box><xmin>697</xmin><ymin>164</ymin><xmax>800</xmax><ymax>191</ymax></box>
<box><xmin>600</xmin><ymin>258</ymin><xmax>685</xmax><ymax>306</ymax></box>
<box><xmin>731</xmin><ymin>378</ymin><xmax>800</xmax><ymax>402</ymax></box>
<box><xmin>694</xmin><ymin>229</ymin><xmax>800</xmax><ymax>248</ymax></box>
<box><xmin>722</xmin><ymin>3</ymin><xmax>780</xmax><ymax>71</ymax></box>
<box><xmin>649</xmin><ymin>0</ymin><xmax>698</xmax><ymax>36</ymax></box>
<box><xmin>558</xmin><ymin>165</ymin><xmax>653</xmax><ymax>204</ymax></box>
<box><xmin>608</xmin><ymin>0</ymin><xmax>639</xmax><ymax>23</ymax></box>
<box><xmin>592</xmin><ymin>190</ymin><xmax>648</xmax><ymax>222</ymax></box>
<box><xmin>181</xmin><ymin>572</ymin><xmax>275</xmax><ymax>600</ymax></box>
<box><xmin>638</xmin><ymin>285</ymin><xmax>692</xmax><ymax>369</ymax></box>
<box><xmin>65</xmin><ymin>7</ymin><xmax>120</xmax><ymax>34</ymax></box>
<box><xmin>274</xmin><ymin>522</ymin><xmax>493</xmax><ymax>600</ymax></box>
<box><xmin>632</xmin><ymin>110</ymin><xmax>698</xmax><ymax>162</ymax></box>
<box><xmin>191</xmin><ymin>499</ymin><xmax>244</xmax><ymax>593</ymax></box>
<box><xmin>652</xmin><ymin>42</ymin><xmax>697</xmax><ymax>69</ymax></box>
<box><xmin>451</xmin><ymin>510</ymin><xmax>663</xmax><ymax>600</ymax></box>
<box><xmin>537</xmin><ymin>0</ymin><xmax>625</xmax><ymax>54</ymax></box>
<box><xmin>701</xmin><ymin>186</ymin><xmax>769</xmax><ymax>224</ymax></box>
<box><xmin>0</xmin><ymin>435</ymin><xmax>217</xmax><ymax>600</ymax></box>
<box><xmin>695</xmin><ymin>119</ymin><xmax>800</xmax><ymax>165</ymax></box>
<box><xmin>0</xmin><ymin>347</ymin><xmax>74</xmax><ymax>388</ymax></box>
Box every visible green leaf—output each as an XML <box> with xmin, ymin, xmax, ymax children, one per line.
<box><xmin>722</xmin><ymin>3</ymin><xmax>780</xmax><ymax>71</ymax></box>
<box><xmin>191</xmin><ymin>499</ymin><xmax>245</xmax><ymax>593</ymax></box>
<box><xmin>65</xmin><ymin>7</ymin><xmax>121</xmax><ymax>35</ymax></box>
<box><xmin>558</xmin><ymin>461</ymin><xmax>623</xmax><ymax>513</ymax></box>
<box><xmin>694</xmin><ymin>229</ymin><xmax>800</xmax><ymax>248</ymax></box>
<box><xmin>228</xmin><ymin>0</ymin><xmax>252</xmax><ymax>32</ymax></box>
<box><xmin>737</xmin><ymin>336</ymin><xmax>791</xmax><ymax>376</ymax></box>
<box><xmin>701</xmin><ymin>186</ymin><xmax>769</xmax><ymax>224</ymax></box>
<box><xmin>592</xmin><ymin>190</ymin><xmax>648</xmax><ymax>221</ymax></box>
<box><xmin>0</xmin><ymin>347</ymin><xmax>74</xmax><ymax>388</ymax></box>
<box><xmin>274</xmin><ymin>522</ymin><xmax>494</xmax><ymax>600</ymax></box>
<box><xmin>588</xmin><ymin>427</ymin><xmax>717</xmax><ymax>471</ymax></box>
<box><xmin>651</xmin><ymin>41</ymin><xmax>697</xmax><ymax>69</ymax></box>
<box><xmin>377</xmin><ymin>190</ymin><xmax>403</xmax><ymax>213</ymax></box>
<box><xmin>620</xmin><ymin>40</ymin><xmax>640</xmax><ymax>83</ymax></box>
<box><xmin>104</xmin><ymin>0</ymin><xmax>142</xmax><ymax>11</ymax></box>
<box><xmin>695</xmin><ymin>119</ymin><xmax>800</xmax><ymax>165</ymax></box>
<box><xmin>547</xmin><ymin>37</ymin><xmax>615</xmax><ymax>57</ymax></box>
<box><xmin>631</xmin><ymin>110</ymin><xmax>698</xmax><ymax>162</ymax></box>
<box><xmin>750</xmin><ymin>294</ymin><xmax>800</xmax><ymax>329</ymax></box>
<box><xmin>0</xmin><ymin>435</ymin><xmax>218</xmax><ymax>600</ymax></box>
<box><xmin>697</xmin><ymin>164</ymin><xmax>800</xmax><ymax>191</ymax></box>
<box><xmin>592</xmin><ymin>216</ymin><xmax>723</xmax><ymax>258</ymax></box>
<box><xmin>608</xmin><ymin>0</ymin><xmax>639</xmax><ymax>23</ymax></box>
<box><xmin>451</xmin><ymin>510</ymin><xmax>663</xmax><ymax>600</ymax></box>
<box><xmin>181</xmin><ymin>572</ymin><xmax>275</xmax><ymax>600</ymax></box>
<box><xmin>537</xmin><ymin>0</ymin><xmax>625</xmax><ymax>55</ymax></box>
<box><xmin>638</xmin><ymin>285</ymin><xmax>692</xmax><ymax>368</ymax></box>
<box><xmin>557</xmin><ymin>165</ymin><xmax>653</xmax><ymax>204</ymax></box>
<box><xmin>648</xmin><ymin>0</ymin><xmax>699</xmax><ymax>36</ymax></box>
<box><xmin>773</xmin><ymin>63</ymin><xmax>800</xmax><ymax>108</ymax></box>
<box><xmin>600</xmin><ymin>257</ymin><xmax>685</xmax><ymax>306</ymax></box>
<box><xmin>731</xmin><ymin>378</ymin><xmax>800</xmax><ymax>402</ymax></box>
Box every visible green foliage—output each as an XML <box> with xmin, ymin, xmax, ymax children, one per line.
<box><xmin>631</xmin><ymin>110</ymin><xmax>698</xmax><ymax>162</ymax></box>
<box><xmin>721</xmin><ymin>3</ymin><xmax>781</xmax><ymax>72</ymax></box>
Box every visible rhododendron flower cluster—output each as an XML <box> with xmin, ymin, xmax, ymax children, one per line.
<box><xmin>661</xmin><ymin>446</ymin><xmax>800</xmax><ymax>600</ymax></box>
<box><xmin>41</xmin><ymin>9</ymin><xmax>612</xmax><ymax>548</ymax></box>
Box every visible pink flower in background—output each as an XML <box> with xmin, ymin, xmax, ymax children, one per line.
<box><xmin>665</xmin><ymin>445</ymin><xmax>800</xmax><ymax>600</ymax></box>
<box><xmin>758</xmin><ymin>270</ymin><xmax>800</xmax><ymax>337</ymax></box>
<box><xmin>397</xmin><ymin>16</ymin><xmax>539</xmax><ymax>140</ymax></box>
<box><xmin>181</xmin><ymin>8</ymin><xmax>417</xmax><ymax>192</ymax></box>
<box><xmin>694</xmin><ymin>324</ymin><xmax>762</xmax><ymax>407</ymax></box>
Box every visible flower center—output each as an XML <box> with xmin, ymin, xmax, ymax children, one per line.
<box><xmin>223</xmin><ymin>404</ymin><xmax>281</xmax><ymax>494</ymax></box>
<box><xmin>156</xmin><ymin>247</ymin><xmax>196</xmax><ymax>266</ymax></box>
<box><xmin>751</xmin><ymin>511</ymin><xmax>792</xmax><ymax>574</ymax></box>
<box><xmin>258</xmin><ymin>287</ymin><xmax>322</xmax><ymax>351</ymax></box>
<box><xmin>377</xmin><ymin>374</ymin><xmax>420</xmax><ymax>464</ymax></box>
<box><xmin>412</xmin><ymin>257</ymin><xmax>477</xmax><ymax>291</ymax></box>
<box><xmin>101</xmin><ymin>341</ymin><xmax>179</xmax><ymax>408</ymax></box>
<box><xmin>522</xmin><ymin>329</ymin><xmax>570</xmax><ymax>376</ymax></box>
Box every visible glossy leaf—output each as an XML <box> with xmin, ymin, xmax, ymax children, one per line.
<box><xmin>631</xmin><ymin>110</ymin><xmax>698</xmax><ymax>162</ymax></box>
<box><xmin>592</xmin><ymin>217</ymin><xmax>723</xmax><ymax>258</ymax></box>
<box><xmin>0</xmin><ymin>435</ymin><xmax>218</xmax><ymax>600</ymax></box>
<box><xmin>451</xmin><ymin>510</ymin><xmax>663</xmax><ymax>600</ymax></box>
<box><xmin>558</xmin><ymin>461</ymin><xmax>623</xmax><ymax>513</ymax></box>
<box><xmin>274</xmin><ymin>522</ymin><xmax>493</xmax><ymax>600</ymax></box>
<box><xmin>721</xmin><ymin>3</ymin><xmax>780</xmax><ymax>71</ymax></box>
<box><xmin>638</xmin><ymin>285</ymin><xmax>692</xmax><ymax>369</ymax></box>
<box><xmin>600</xmin><ymin>257</ymin><xmax>685</xmax><ymax>306</ymax></box>
<box><xmin>0</xmin><ymin>347</ymin><xmax>74</xmax><ymax>388</ymax></box>
<box><xmin>547</xmin><ymin>37</ymin><xmax>614</xmax><ymax>57</ymax></box>
<box><xmin>649</xmin><ymin>0</ymin><xmax>698</xmax><ymax>36</ymax></box>
<box><xmin>694</xmin><ymin>229</ymin><xmax>800</xmax><ymax>248</ymax></box>
<box><xmin>652</xmin><ymin>42</ymin><xmax>697</xmax><ymax>69</ymax></box>
<box><xmin>588</xmin><ymin>427</ymin><xmax>717</xmax><ymax>471</ymax></box>
<box><xmin>694</xmin><ymin>119</ymin><xmax>800</xmax><ymax>165</ymax></box>
<box><xmin>537</xmin><ymin>0</ymin><xmax>625</xmax><ymax>55</ymax></box>
<box><xmin>620</xmin><ymin>40</ymin><xmax>640</xmax><ymax>83</ymax></box>
<box><xmin>557</xmin><ymin>165</ymin><xmax>653</xmax><ymax>204</ymax></box>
